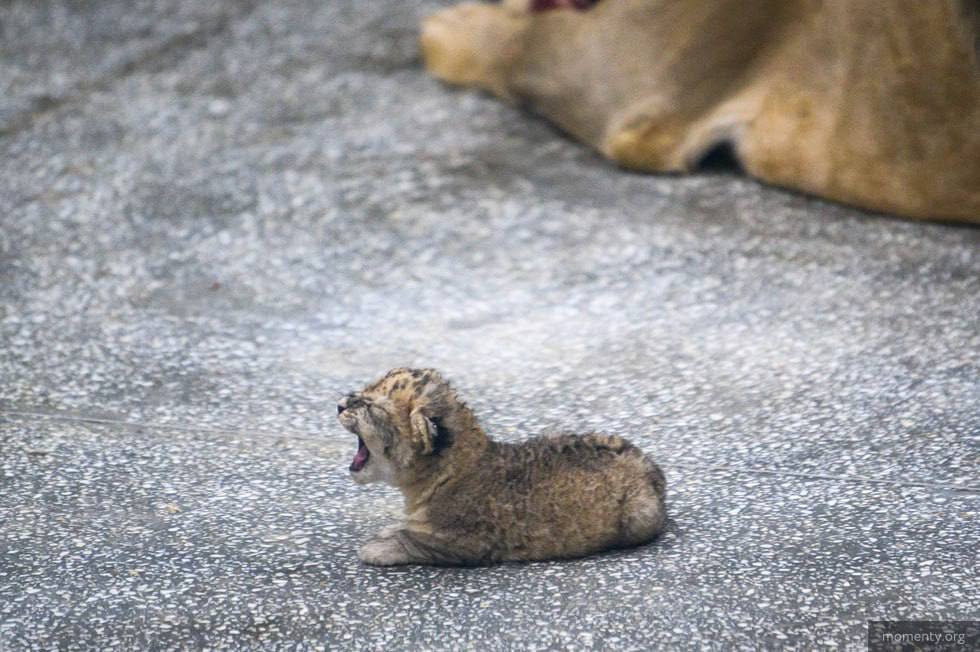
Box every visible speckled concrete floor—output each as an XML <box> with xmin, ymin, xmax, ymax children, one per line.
<box><xmin>1</xmin><ymin>0</ymin><xmax>978</xmax><ymax>649</ymax></box>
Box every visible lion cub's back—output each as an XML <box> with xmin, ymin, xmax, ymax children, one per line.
<box><xmin>486</xmin><ymin>433</ymin><xmax>666</xmax><ymax>561</ymax></box>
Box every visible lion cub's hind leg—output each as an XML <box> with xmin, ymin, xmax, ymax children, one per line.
<box><xmin>616</xmin><ymin>457</ymin><xmax>667</xmax><ymax>548</ymax></box>
<box><xmin>618</xmin><ymin>484</ymin><xmax>667</xmax><ymax>548</ymax></box>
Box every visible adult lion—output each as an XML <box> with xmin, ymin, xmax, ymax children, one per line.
<box><xmin>421</xmin><ymin>0</ymin><xmax>980</xmax><ymax>222</ymax></box>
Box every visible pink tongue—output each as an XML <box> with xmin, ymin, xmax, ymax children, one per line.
<box><xmin>531</xmin><ymin>0</ymin><xmax>598</xmax><ymax>11</ymax></box>
<box><xmin>350</xmin><ymin>440</ymin><xmax>369</xmax><ymax>472</ymax></box>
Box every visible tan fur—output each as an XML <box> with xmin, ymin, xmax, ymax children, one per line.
<box><xmin>420</xmin><ymin>0</ymin><xmax>980</xmax><ymax>222</ymax></box>
<box><xmin>337</xmin><ymin>368</ymin><xmax>667</xmax><ymax>566</ymax></box>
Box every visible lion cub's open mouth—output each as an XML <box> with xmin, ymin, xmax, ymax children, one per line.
<box><xmin>350</xmin><ymin>436</ymin><xmax>370</xmax><ymax>473</ymax></box>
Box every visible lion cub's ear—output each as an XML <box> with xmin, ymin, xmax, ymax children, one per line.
<box><xmin>409</xmin><ymin>407</ymin><xmax>436</xmax><ymax>455</ymax></box>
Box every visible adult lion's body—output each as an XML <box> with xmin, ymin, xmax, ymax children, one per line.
<box><xmin>422</xmin><ymin>0</ymin><xmax>980</xmax><ymax>222</ymax></box>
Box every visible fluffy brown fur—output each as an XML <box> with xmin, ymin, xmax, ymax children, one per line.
<box><xmin>420</xmin><ymin>0</ymin><xmax>980</xmax><ymax>222</ymax></box>
<box><xmin>337</xmin><ymin>368</ymin><xmax>666</xmax><ymax>566</ymax></box>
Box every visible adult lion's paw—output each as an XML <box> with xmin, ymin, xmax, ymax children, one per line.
<box><xmin>420</xmin><ymin>3</ymin><xmax>527</xmax><ymax>99</ymax></box>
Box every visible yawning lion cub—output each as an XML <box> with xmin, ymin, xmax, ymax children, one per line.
<box><xmin>421</xmin><ymin>0</ymin><xmax>980</xmax><ymax>222</ymax></box>
<box><xmin>338</xmin><ymin>368</ymin><xmax>666</xmax><ymax>566</ymax></box>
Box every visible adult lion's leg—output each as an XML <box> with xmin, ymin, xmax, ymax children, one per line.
<box><xmin>421</xmin><ymin>2</ymin><xmax>623</xmax><ymax>147</ymax></box>
<box><xmin>738</xmin><ymin>0</ymin><xmax>980</xmax><ymax>222</ymax></box>
<box><xmin>421</xmin><ymin>1</ymin><xmax>786</xmax><ymax>170</ymax></box>
<box><xmin>420</xmin><ymin>3</ymin><xmax>530</xmax><ymax>102</ymax></box>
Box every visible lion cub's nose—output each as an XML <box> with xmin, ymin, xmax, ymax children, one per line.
<box><xmin>337</xmin><ymin>397</ymin><xmax>349</xmax><ymax>414</ymax></box>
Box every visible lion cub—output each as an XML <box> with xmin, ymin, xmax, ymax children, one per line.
<box><xmin>337</xmin><ymin>368</ymin><xmax>667</xmax><ymax>566</ymax></box>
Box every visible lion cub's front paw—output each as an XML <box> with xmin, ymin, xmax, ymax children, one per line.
<box><xmin>420</xmin><ymin>3</ymin><xmax>527</xmax><ymax>99</ymax></box>
<box><xmin>358</xmin><ymin>537</ymin><xmax>412</xmax><ymax>566</ymax></box>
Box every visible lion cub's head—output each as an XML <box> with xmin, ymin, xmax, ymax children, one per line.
<box><xmin>337</xmin><ymin>368</ymin><xmax>465</xmax><ymax>486</ymax></box>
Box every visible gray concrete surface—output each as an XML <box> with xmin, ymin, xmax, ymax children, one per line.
<box><xmin>1</xmin><ymin>0</ymin><xmax>978</xmax><ymax>649</ymax></box>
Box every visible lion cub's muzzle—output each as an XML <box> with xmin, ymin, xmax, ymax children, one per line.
<box><xmin>337</xmin><ymin>394</ymin><xmax>361</xmax><ymax>415</ymax></box>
